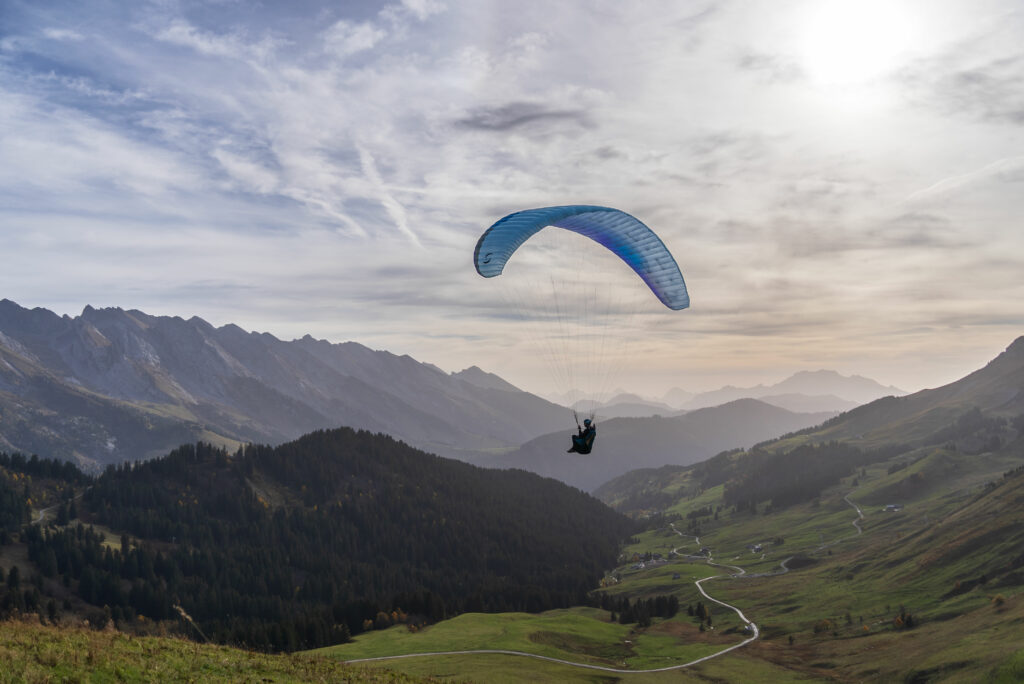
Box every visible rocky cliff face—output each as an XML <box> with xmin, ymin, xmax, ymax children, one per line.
<box><xmin>0</xmin><ymin>299</ymin><xmax>567</xmax><ymax>469</ymax></box>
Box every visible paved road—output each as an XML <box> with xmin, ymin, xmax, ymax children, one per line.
<box><xmin>819</xmin><ymin>491</ymin><xmax>866</xmax><ymax>550</ymax></box>
<box><xmin>843</xmin><ymin>493</ymin><xmax>864</xmax><ymax>534</ymax></box>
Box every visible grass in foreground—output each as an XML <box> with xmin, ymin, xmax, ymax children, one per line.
<box><xmin>331</xmin><ymin>650</ymin><xmax>820</xmax><ymax>684</ymax></box>
<box><xmin>0</xmin><ymin>619</ymin><xmax>432</xmax><ymax>683</ymax></box>
<box><xmin>315</xmin><ymin>608</ymin><xmax>725</xmax><ymax>668</ymax></box>
<box><xmin>313</xmin><ymin>604</ymin><xmax>793</xmax><ymax>683</ymax></box>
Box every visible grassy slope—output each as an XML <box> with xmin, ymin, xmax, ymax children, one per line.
<box><xmin>0</xmin><ymin>620</ymin><xmax>433</xmax><ymax>683</ymax></box>
<box><xmin>318</xmin><ymin>440</ymin><xmax>1024</xmax><ymax>683</ymax></box>
<box><xmin>644</xmin><ymin>447</ymin><xmax>1024</xmax><ymax>682</ymax></box>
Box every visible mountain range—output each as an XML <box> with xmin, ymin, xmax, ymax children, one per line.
<box><xmin>565</xmin><ymin>371</ymin><xmax>905</xmax><ymax>418</ymax></box>
<box><xmin>0</xmin><ymin>299</ymin><xmax>899</xmax><ymax>487</ymax></box>
<box><xmin>0</xmin><ymin>300</ymin><xmax>568</xmax><ymax>469</ymax></box>
<box><xmin>663</xmin><ymin>369</ymin><xmax>905</xmax><ymax>412</ymax></box>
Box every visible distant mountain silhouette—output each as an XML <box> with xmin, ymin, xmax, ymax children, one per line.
<box><xmin>669</xmin><ymin>369</ymin><xmax>904</xmax><ymax>412</ymax></box>
<box><xmin>481</xmin><ymin>399</ymin><xmax>836</xmax><ymax>491</ymax></box>
<box><xmin>450</xmin><ymin>365</ymin><xmax>522</xmax><ymax>392</ymax></box>
<box><xmin>0</xmin><ymin>299</ymin><xmax>567</xmax><ymax>469</ymax></box>
<box><xmin>751</xmin><ymin>393</ymin><xmax>859</xmax><ymax>413</ymax></box>
<box><xmin>805</xmin><ymin>336</ymin><xmax>1024</xmax><ymax>446</ymax></box>
<box><xmin>591</xmin><ymin>401</ymin><xmax>684</xmax><ymax>419</ymax></box>
<box><xmin>661</xmin><ymin>386</ymin><xmax>695</xmax><ymax>407</ymax></box>
<box><xmin>597</xmin><ymin>335</ymin><xmax>1024</xmax><ymax>524</ymax></box>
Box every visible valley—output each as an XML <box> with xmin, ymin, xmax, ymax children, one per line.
<box><xmin>317</xmin><ymin>442</ymin><xmax>1023</xmax><ymax>682</ymax></box>
<box><xmin>1</xmin><ymin>336</ymin><xmax>1023</xmax><ymax>682</ymax></box>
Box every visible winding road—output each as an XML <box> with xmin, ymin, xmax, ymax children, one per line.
<box><xmin>31</xmin><ymin>488</ymin><xmax>87</xmax><ymax>526</ymax></box>
<box><xmin>344</xmin><ymin>494</ymin><xmax>866</xmax><ymax>674</ymax></box>
<box><xmin>31</xmin><ymin>502</ymin><xmax>60</xmax><ymax>525</ymax></box>
<box><xmin>844</xmin><ymin>493</ymin><xmax>865</xmax><ymax>535</ymax></box>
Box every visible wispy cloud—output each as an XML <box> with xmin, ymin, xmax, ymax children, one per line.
<box><xmin>737</xmin><ymin>51</ymin><xmax>804</xmax><ymax>84</ymax></box>
<box><xmin>42</xmin><ymin>28</ymin><xmax>83</xmax><ymax>42</ymax></box>
<box><xmin>905</xmin><ymin>157</ymin><xmax>1024</xmax><ymax>202</ymax></box>
<box><xmin>153</xmin><ymin>19</ymin><xmax>283</xmax><ymax>62</ymax></box>
<box><xmin>455</xmin><ymin>102</ymin><xmax>590</xmax><ymax>132</ymax></box>
<box><xmin>323</xmin><ymin>20</ymin><xmax>387</xmax><ymax>58</ymax></box>
<box><xmin>356</xmin><ymin>143</ymin><xmax>421</xmax><ymax>245</ymax></box>
<box><xmin>895</xmin><ymin>11</ymin><xmax>1024</xmax><ymax>126</ymax></box>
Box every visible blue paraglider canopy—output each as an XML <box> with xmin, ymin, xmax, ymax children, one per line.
<box><xmin>473</xmin><ymin>205</ymin><xmax>689</xmax><ymax>310</ymax></box>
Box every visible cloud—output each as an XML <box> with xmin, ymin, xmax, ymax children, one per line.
<box><xmin>401</xmin><ymin>0</ymin><xmax>447</xmax><ymax>21</ymax></box>
<box><xmin>356</xmin><ymin>143</ymin><xmax>421</xmax><ymax>245</ymax></box>
<box><xmin>153</xmin><ymin>19</ymin><xmax>281</xmax><ymax>62</ymax></box>
<box><xmin>913</xmin><ymin>56</ymin><xmax>1024</xmax><ymax>124</ymax></box>
<box><xmin>737</xmin><ymin>52</ymin><xmax>804</xmax><ymax>84</ymax></box>
<box><xmin>895</xmin><ymin>11</ymin><xmax>1024</xmax><ymax>126</ymax></box>
<box><xmin>906</xmin><ymin>156</ymin><xmax>1024</xmax><ymax>202</ymax></box>
<box><xmin>211</xmin><ymin>148</ymin><xmax>280</xmax><ymax>194</ymax></box>
<box><xmin>42</xmin><ymin>28</ymin><xmax>83</xmax><ymax>42</ymax></box>
<box><xmin>323</xmin><ymin>19</ymin><xmax>387</xmax><ymax>58</ymax></box>
<box><xmin>869</xmin><ymin>212</ymin><xmax>968</xmax><ymax>250</ymax></box>
<box><xmin>455</xmin><ymin>102</ymin><xmax>590</xmax><ymax>132</ymax></box>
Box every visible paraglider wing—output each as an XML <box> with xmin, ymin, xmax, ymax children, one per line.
<box><xmin>473</xmin><ymin>205</ymin><xmax>689</xmax><ymax>310</ymax></box>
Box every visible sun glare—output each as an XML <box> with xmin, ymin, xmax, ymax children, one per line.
<box><xmin>800</xmin><ymin>0</ymin><xmax>915</xmax><ymax>86</ymax></box>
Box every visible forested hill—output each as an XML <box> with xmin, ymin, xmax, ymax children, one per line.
<box><xmin>33</xmin><ymin>428</ymin><xmax>632</xmax><ymax>652</ymax></box>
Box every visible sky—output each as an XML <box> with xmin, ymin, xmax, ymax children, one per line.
<box><xmin>1</xmin><ymin>0</ymin><xmax>1023</xmax><ymax>399</ymax></box>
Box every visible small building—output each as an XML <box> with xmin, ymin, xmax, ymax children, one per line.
<box><xmin>884</xmin><ymin>504</ymin><xmax>903</xmax><ymax>512</ymax></box>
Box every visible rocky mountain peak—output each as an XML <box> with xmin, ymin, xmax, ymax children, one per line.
<box><xmin>1004</xmin><ymin>336</ymin><xmax>1024</xmax><ymax>357</ymax></box>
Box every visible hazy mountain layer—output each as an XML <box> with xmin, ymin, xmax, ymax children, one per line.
<box><xmin>598</xmin><ymin>336</ymin><xmax>1024</xmax><ymax>509</ymax></box>
<box><xmin>483</xmin><ymin>399</ymin><xmax>836</xmax><ymax>491</ymax></box>
<box><xmin>805</xmin><ymin>336</ymin><xmax>1024</xmax><ymax>447</ymax></box>
<box><xmin>671</xmin><ymin>369</ymin><xmax>905</xmax><ymax>411</ymax></box>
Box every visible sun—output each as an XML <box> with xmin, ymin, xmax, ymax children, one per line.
<box><xmin>799</xmin><ymin>0</ymin><xmax>915</xmax><ymax>86</ymax></box>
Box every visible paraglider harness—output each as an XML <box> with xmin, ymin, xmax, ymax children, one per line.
<box><xmin>567</xmin><ymin>411</ymin><xmax>596</xmax><ymax>454</ymax></box>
